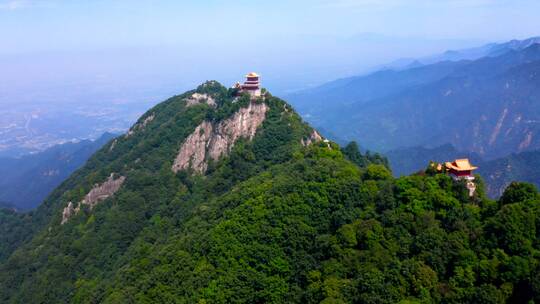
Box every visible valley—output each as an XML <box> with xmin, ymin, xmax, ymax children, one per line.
<box><xmin>0</xmin><ymin>102</ymin><xmax>149</xmax><ymax>157</ymax></box>
<box><xmin>0</xmin><ymin>133</ymin><xmax>115</xmax><ymax>210</ymax></box>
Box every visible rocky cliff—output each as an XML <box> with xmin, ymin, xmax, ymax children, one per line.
<box><xmin>61</xmin><ymin>173</ymin><xmax>125</xmax><ymax>224</ymax></box>
<box><xmin>172</xmin><ymin>101</ymin><xmax>268</xmax><ymax>173</ymax></box>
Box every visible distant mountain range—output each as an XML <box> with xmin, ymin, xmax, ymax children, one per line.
<box><xmin>382</xmin><ymin>36</ymin><xmax>540</xmax><ymax>70</ymax></box>
<box><xmin>287</xmin><ymin>37</ymin><xmax>540</xmax><ymax>160</ymax></box>
<box><xmin>0</xmin><ymin>133</ymin><xmax>115</xmax><ymax>210</ymax></box>
<box><xmin>480</xmin><ymin>150</ymin><xmax>540</xmax><ymax>198</ymax></box>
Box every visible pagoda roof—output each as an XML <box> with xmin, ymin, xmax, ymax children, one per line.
<box><xmin>445</xmin><ymin>158</ymin><xmax>478</xmax><ymax>171</ymax></box>
<box><xmin>246</xmin><ymin>72</ymin><xmax>259</xmax><ymax>77</ymax></box>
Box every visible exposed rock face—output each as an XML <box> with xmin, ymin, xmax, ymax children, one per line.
<box><xmin>208</xmin><ymin>102</ymin><xmax>268</xmax><ymax>160</ymax></box>
<box><xmin>61</xmin><ymin>202</ymin><xmax>78</xmax><ymax>225</ymax></box>
<box><xmin>301</xmin><ymin>130</ymin><xmax>323</xmax><ymax>146</ymax></box>
<box><xmin>82</xmin><ymin>174</ymin><xmax>126</xmax><ymax>209</ymax></box>
<box><xmin>61</xmin><ymin>173</ymin><xmax>126</xmax><ymax>224</ymax></box>
<box><xmin>185</xmin><ymin>93</ymin><xmax>216</xmax><ymax>108</ymax></box>
<box><xmin>466</xmin><ymin>181</ymin><xmax>477</xmax><ymax>197</ymax></box>
<box><xmin>172</xmin><ymin>121</ymin><xmax>213</xmax><ymax>173</ymax></box>
<box><xmin>489</xmin><ymin>108</ymin><xmax>508</xmax><ymax>146</ymax></box>
<box><xmin>126</xmin><ymin>113</ymin><xmax>155</xmax><ymax>137</ymax></box>
<box><xmin>109</xmin><ymin>139</ymin><xmax>117</xmax><ymax>152</ymax></box>
<box><xmin>519</xmin><ymin>131</ymin><xmax>533</xmax><ymax>150</ymax></box>
<box><xmin>172</xmin><ymin>102</ymin><xmax>268</xmax><ymax>173</ymax></box>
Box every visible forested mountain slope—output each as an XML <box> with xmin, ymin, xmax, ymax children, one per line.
<box><xmin>480</xmin><ymin>150</ymin><xmax>540</xmax><ymax>198</ymax></box>
<box><xmin>0</xmin><ymin>82</ymin><xmax>539</xmax><ymax>303</ymax></box>
<box><xmin>0</xmin><ymin>208</ymin><xmax>34</xmax><ymax>262</ymax></box>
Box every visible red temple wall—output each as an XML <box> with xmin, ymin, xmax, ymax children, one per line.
<box><xmin>449</xmin><ymin>169</ymin><xmax>472</xmax><ymax>176</ymax></box>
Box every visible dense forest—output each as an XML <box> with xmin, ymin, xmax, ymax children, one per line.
<box><xmin>0</xmin><ymin>82</ymin><xmax>539</xmax><ymax>303</ymax></box>
<box><xmin>0</xmin><ymin>208</ymin><xmax>34</xmax><ymax>262</ymax></box>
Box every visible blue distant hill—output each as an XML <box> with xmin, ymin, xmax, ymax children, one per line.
<box><xmin>0</xmin><ymin>133</ymin><xmax>115</xmax><ymax>211</ymax></box>
<box><xmin>287</xmin><ymin>37</ymin><xmax>540</xmax><ymax>160</ymax></box>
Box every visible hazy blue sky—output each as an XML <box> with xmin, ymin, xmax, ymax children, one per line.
<box><xmin>2</xmin><ymin>0</ymin><xmax>539</xmax><ymax>53</ymax></box>
<box><xmin>1</xmin><ymin>0</ymin><xmax>539</xmax><ymax>100</ymax></box>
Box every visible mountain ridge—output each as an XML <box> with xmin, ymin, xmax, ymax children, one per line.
<box><xmin>381</xmin><ymin>36</ymin><xmax>540</xmax><ymax>70</ymax></box>
<box><xmin>288</xmin><ymin>40</ymin><xmax>540</xmax><ymax>159</ymax></box>
<box><xmin>1</xmin><ymin>81</ymin><xmax>539</xmax><ymax>303</ymax></box>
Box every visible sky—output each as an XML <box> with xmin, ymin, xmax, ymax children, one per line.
<box><xmin>2</xmin><ymin>0</ymin><xmax>539</xmax><ymax>52</ymax></box>
<box><xmin>1</xmin><ymin>0</ymin><xmax>540</xmax><ymax>101</ymax></box>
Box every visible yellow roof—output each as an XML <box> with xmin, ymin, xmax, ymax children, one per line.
<box><xmin>445</xmin><ymin>158</ymin><xmax>478</xmax><ymax>171</ymax></box>
<box><xmin>246</xmin><ymin>72</ymin><xmax>259</xmax><ymax>77</ymax></box>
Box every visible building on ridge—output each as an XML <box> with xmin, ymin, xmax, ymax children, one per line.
<box><xmin>234</xmin><ymin>72</ymin><xmax>262</xmax><ymax>98</ymax></box>
<box><xmin>445</xmin><ymin>158</ymin><xmax>478</xmax><ymax>196</ymax></box>
<box><xmin>445</xmin><ymin>159</ymin><xmax>477</xmax><ymax>181</ymax></box>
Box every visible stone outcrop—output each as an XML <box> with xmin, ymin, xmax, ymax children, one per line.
<box><xmin>489</xmin><ymin>108</ymin><xmax>508</xmax><ymax>146</ymax></box>
<box><xmin>109</xmin><ymin>139</ymin><xmax>117</xmax><ymax>152</ymax></box>
<box><xmin>126</xmin><ymin>113</ymin><xmax>155</xmax><ymax>137</ymax></box>
<box><xmin>61</xmin><ymin>202</ymin><xmax>78</xmax><ymax>225</ymax></box>
<box><xmin>466</xmin><ymin>181</ymin><xmax>477</xmax><ymax>197</ymax></box>
<box><xmin>301</xmin><ymin>130</ymin><xmax>323</xmax><ymax>146</ymax></box>
<box><xmin>172</xmin><ymin>101</ymin><xmax>268</xmax><ymax>173</ymax></box>
<box><xmin>185</xmin><ymin>93</ymin><xmax>216</xmax><ymax>108</ymax></box>
<box><xmin>518</xmin><ymin>131</ymin><xmax>533</xmax><ymax>151</ymax></box>
<box><xmin>172</xmin><ymin>121</ymin><xmax>213</xmax><ymax>173</ymax></box>
<box><xmin>82</xmin><ymin>174</ymin><xmax>126</xmax><ymax>209</ymax></box>
<box><xmin>61</xmin><ymin>173</ymin><xmax>126</xmax><ymax>224</ymax></box>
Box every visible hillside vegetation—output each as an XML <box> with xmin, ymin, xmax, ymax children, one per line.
<box><xmin>0</xmin><ymin>82</ymin><xmax>539</xmax><ymax>303</ymax></box>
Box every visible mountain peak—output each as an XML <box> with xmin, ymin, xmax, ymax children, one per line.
<box><xmin>47</xmin><ymin>78</ymin><xmax>323</xmax><ymax>225</ymax></box>
<box><xmin>195</xmin><ymin>80</ymin><xmax>226</xmax><ymax>94</ymax></box>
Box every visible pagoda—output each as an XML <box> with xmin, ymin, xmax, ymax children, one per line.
<box><xmin>445</xmin><ymin>158</ymin><xmax>478</xmax><ymax>196</ymax></box>
<box><xmin>237</xmin><ymin>72</ymin><xmax>261</xmax><ymax>97</ymax></box>
<box><xmin>445</xmin><ymin>159</ymin><xmax>477</xmax><ymax>181</ymax></box>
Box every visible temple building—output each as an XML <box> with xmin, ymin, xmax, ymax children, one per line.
<box><xmin>234</xmin><ymin>72</ymin><xmax>262</xmax><ymax>98</ymax></box>
<box><xmin>445</xmin><ymin>159</ymin><xmax>477</xmax><ymax>181</ymax></box>
<box><xmin>445</xmin><ymin>158</ymin><xmax>478</xmax><ymax>196</ymax></box>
